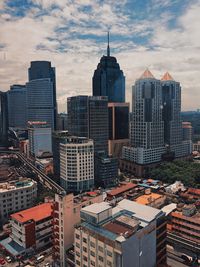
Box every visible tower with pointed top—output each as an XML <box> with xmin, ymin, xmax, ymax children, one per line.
<box><xmin>120</xmin><ymin>69</ymin><xmax>192</xmax><ymax>176</ymax></box>
<box><xmin>161</xmin><ymin>72</ymin><xmax>182</xmax><ymax>145</ymax></box>
<box><xmin>92</xmin><ymin>33</ymin><xmax>125</xmax><ymax>102</ymax></box>
<box><xmin>92</xmin><ymin>33</ymin><xmax>129</xmax><ymax>158</ymax></box>
<box><xmin>131</xmin><ymin>69</ymin><xmax>164</xmax><ymax>150</ymax></box>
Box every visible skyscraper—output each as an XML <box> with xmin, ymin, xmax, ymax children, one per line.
<box><xmin>27</xmin><ymin>61</ymin><xmax>57</xmax><ymax>130</ymax></box>
<box><xmin>0</xmin><ymin>91</ymin><xmax>8</xmax><ymax>146</ymax></box>
<box><xmin>108</xmin><ymin>102</ymin><xmax>130</xmax><ymax>157</ymax></box>
<box><xmin>120</xmin><ymin>70</ymin><xmax>192</xmax><ymax>176</ymax></box>
<box><xmin>93</xmin><ymin>33</ymin><xmax>125</xmax><ymax>103</ymax></box>
<box><xmin>7</xmin><ymin>84</ymin><xmax>27</xmax><ymax>129</ymax></box>
<box><xmin>67</xmin><ymin>95</ymin><xmax>108</xmax><ymax>154</ymax></box>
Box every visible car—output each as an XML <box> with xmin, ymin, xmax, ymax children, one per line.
<box><xmin>44</xmin><ymin>263</ymin><xmax>50</xmax><ymax>267</ymax></box>
<box><xmin>6</xmin><ymin>256</ymin><xmax>12</xmax><ymax>263</ymax></box>
<box><xmin>0</xmin><ymin>257</ymin><xmax>6</xmax><ymax>265</ymax></box>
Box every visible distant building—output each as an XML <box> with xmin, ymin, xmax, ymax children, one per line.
<box><xmin>57</xmin><ymin>113</ymin><xmax>68</xmax><ymax>131</ymax></box>
<box><xmin>60</xmin><ymin>136</ymin><xmax>94</xmax><ymax>192</ymax></box>
<box><xmin>75</xmin><ymin>200</ymin><xmax>167</xmax><ymax>267</ymax></box>
<box><xmin>52</xmin><ymin>131</ymin><xmax>69</xmax><ymax>179</ymax></box>
<box><xmin>27</xmin><ymin>61</ymin><xmax>57</xmax><ymax>130</ymax></box>
<box><xmin>121</xmin><ymin>70</ymin><xmax>192</xmax><ymax>176</ymax></box>
<box><xmin>94</xmin><ymin>152</ymin><xmax>118</xmax><ymax>187</ymax></box>
<box><xmin>35</xmin><ymin>157</ymin><xmax>53</xmax><ymax>175</ymax></box>
<box><xmin>0</xmin><ymin>202</ymin><xmax>53</xmax><ymax>257</ymax></box>
<box><xmin>92</xmin><ymin>33</ymin><xmax>125</xmax><ymax>103</ymax></box>
<box><xmin>67</xmin><ymin>95</ymin><xmax>108</xmax><ymax>154</ymax></box>
<box><xmin>193</xmin><ymin>141</ymin><xmax>200</xmax><ymax>152</ymax></box>
<box><xmin>0</xmin><ymin>91</ymin><xmax>8</xmax><ymax>146</ymax></box>
<box><xmin>168</xmin><ymin>204</ymin><xmax>200</xmax><ymax>245</ymax></box>
<box><xmin>53</xmin><ymin>191</ymin><xmax>104</xmax><ymax>267</ymax></box>
<box><xmin>108</xmin><ymin>102</ymin><xmax>129</xmax><ymax>157</ymax></box>
<box><xmin>0</xmin><ymin>179</ymin><xmax>37</xmax><ymax>223</ymax></box>
<box><xmin>135</xmin><ymin>189</ymin><xmax>166</xmax><ymax>209</ymax></box>
<box><xmin>182</xmin><ymin>121</ymin><xmax>193</xmax><ymax>141</ymax></box>
<box><xmin>7</xmin><ymin>84</ymin><xmax>27</xmax><ymax>129</ymax></box>
<box><xmin>28</xmin><ymin>121</ymin><xmax>52</xmax><ymax>157</ymax></box>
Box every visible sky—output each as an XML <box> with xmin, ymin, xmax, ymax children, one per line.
<box><xmin>0</xmin><ymin>0</ymin><xmax>200</xmax><ymax>112</ymax></box>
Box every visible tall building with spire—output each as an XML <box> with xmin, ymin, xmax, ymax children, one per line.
<box><xmin>92</xmin><ymin>32</ymin><xmax>125</xmax><ymax>103</ymax></box>
<box><xmin>93</xmin><ymin>33</ymin><xmax>129</xmax><ymax>158</ymax></box>
<box><xmin>120</xmin><ymin>70</ymin><xmax>192</xmax><ymax>176</ymax></box>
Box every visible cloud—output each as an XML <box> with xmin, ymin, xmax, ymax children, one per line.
<box><xmin>0</xmin><ymin>0</ymin><xmax>200</xmax><ymax>112</ymax></box>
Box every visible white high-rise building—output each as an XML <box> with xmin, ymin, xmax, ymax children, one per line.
<box><xmin>60</xmin><ymin>136</ymin><xmax>94</xmax><ymax>192</ymax></box>
<box><xmin>7</xmin><ymin>84</ymin><xmax>27</xmax><ymax>129</ymax></box>
<box><xmin>28</xmin><ymin>121</ymin><xmax>52</xmax><ymax>157</ymax></box>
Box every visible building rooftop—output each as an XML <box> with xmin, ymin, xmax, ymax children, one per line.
<box><xmin>114</xmin><ymin>199</ymin><xmax>163</xmax><ymax>223</ymax></box>
<box><xmin>81</xmin><ymin>202</ymin><xmax>111</xmax><ymax>215</ymax></box>
<box><xmin>0</xmin><ymin>179</ymin><xmax>36</xmax><ymax>193</ymax></box>
<box><xmin>11</xmin><ymin>203</ymin><xmax>52</xmax><ymax>223</ymax></box>
<box><xmin>161</xmin><ymin>72</ymin><xmax>174</xmax><ymax>81</ymax></box>
<box><xmin>107</xmin><ymin>183</ymin><xmax>137</xmax><ymax>197</ymax></box>
<box><xmin>140</xmin><ymin>69</ymin><xmax>155</xmax><ymax>79</ymax></box>
<box><xmin>161</xmin><ymin>203</ymin><xmax>177</xmax><ymax>216</ymax></box>
<box><xmin>135</xmin><ymin>192</ymin><xmax>163</xmax><ymax>205</ymax></box>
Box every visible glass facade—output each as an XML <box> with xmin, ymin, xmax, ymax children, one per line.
<box><xmin>28</xmin><ymin>61</ymin><xmax>57</xmax><ymax>130</ymax></box>
<box><xmin>92</xmin><ymin>55</ymin><xmax>125</xmax><ymax>103</ymax></box>
<box><xmin>0</xmin><ymin>92</ymin><xmax>8</xmax><ymax>146</ymax></box>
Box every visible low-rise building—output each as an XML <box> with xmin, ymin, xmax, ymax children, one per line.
<box><xmin>168</xmin><ymin>204</ymin><xmax>200</xmax><ymax>244</ymax></box>
<box><xmin>135</xmin><ymin>190</ymin><xmax>166</xmax><ymax>209</ymax></box>
<box><xmin>0</xmin><ymin>179</ymin><xmax>37</xmax><ymax>223</ymax></box>
<box><xmin>74</xmin><ymin>199</ymin><xmax>167</xmax><ymax>267</ymax></box>
<box><xmin>0</xmin><ymin>202</ymin><xmax>53</xmax><ymax>257</ymax></box>
<box><xmin>106</xmin><ymin>182</ymin><xmax>138</xmax><ymax>202</ymax></box>
<box><xmin>35</xmin><ymin>157</ymin><xmax>53</xmax><ymax>175</ymax></box>
<box><xmin>53</xmin><ymin>191</ymin><xmax>104</xmax><ymax>267</ymax></box>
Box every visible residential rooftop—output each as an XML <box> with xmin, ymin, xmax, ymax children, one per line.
<box><xmin>135</xmin><ymin>192</ymin><xmax>163</xmax><ymax>205</ymax></box>
<box><xmin>0</xmin><ymin>179</ymin><xmax>36</xmax><ymax>193</ymax></box>
<box><xmin>11</xmin><ymin>203</ymin><xmax>52</xmax><ymax>223</ymax></box>
<box><xmin>107</xmin><ymin>182</ymin><xmax>137</xmax><ymax>197</ymax></box>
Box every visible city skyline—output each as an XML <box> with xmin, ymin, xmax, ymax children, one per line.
<box><xmin>0</xmin><ymin>0</ymin><xmax>200</xmax><ymax>112</ymax></box>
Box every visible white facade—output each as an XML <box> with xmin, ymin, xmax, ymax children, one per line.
<box><xmin>60</xmin><ymin>137</ymin><xmax>94</xmax><ymax>192</ymax></box>
<box><xmin>74</xmin><ymin>200</ymin><xmax>166</xmax><ymax>267</ymax></box>
<box><xmin>28</xmin><ymin>121</ymin><xmax>52</xmax><ymax>157</ymax></box>
<box><xmin>0</xmin><ymin>179</ymin><xmax>37</xmax><ymax>223</ymax></box>
<box><xmin>53</xmin><ymin>192</ymin><xmax>103</xmax><ymax>267</ymax></box>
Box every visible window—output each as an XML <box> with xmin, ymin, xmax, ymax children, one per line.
<box><xmin>98</xmin><ymin>246</ymin><xmax>103</xmax><ymax>252</ymax></box>
<box><xmin>91</xmin><ymin>251</ymin><xmax>95</xmax><ymax>257</ymax></box>
<box><xmin>98</xmin><ymin>256</ymin><xmax>103</xmax><ymax>262</ymax></box>
<box><xmin>107</xmin><ymin>251</ymin><xmax>112</xmax><ymax>257</ymax></box>
<box><xmin>83</xmin><ymin>247</ymin><xmax>87</xmax><ymax>252</ymax></box>
<box><xmin>90</xmin><ymin>241</ymin><xmax>95</xmax><ymax>248</ymax></box>
<box><xmin>83</xmin><ymin>237</ymin><xmax>87</xmax><ymax>243</ymax></box>
<box><xmin>76</xmin><ymin>234</ymin><xmax>80</xmax><ymax>240</ymax></box>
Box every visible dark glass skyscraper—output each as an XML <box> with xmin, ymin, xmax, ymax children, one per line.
<box><xmin>27</xmin><ymin>61</ymin><xmax>57</xmax><ymax>130</ymax></box>
<box><xmin>92</xmin><ymin>33</ymin><xmax>125</xmax><ymax>102</ymax></box>
<box><xmin>67</xmin><ymin>95</ymin><xmax>108</xmax><ymax>154</ymax></box>
<box><xmin>0</xmin><ymin>91</ymin><xmax>8</xmax><ymax>146</ymax></box>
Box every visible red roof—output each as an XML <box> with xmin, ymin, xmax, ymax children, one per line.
<box><xmin>107</xmin><ymin>183</ymin><xmax>137</xmax><ymax>197</ymax></box>
<box><xmin>188</xmin><ymin>188</ymin><xmax>200</xmax><ymax>196</ymax></box>
<box><xmin>11</xmin><ymin>203</ymin><xmax>53</xmax><ymax>223</ymax></box>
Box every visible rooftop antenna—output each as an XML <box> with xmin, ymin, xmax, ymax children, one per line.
<box><xmin>107</xmin><ymin>31</ymin><xmax>110</xmax><ymax>57</ymax></box>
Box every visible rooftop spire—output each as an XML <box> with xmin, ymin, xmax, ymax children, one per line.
<box><xmin>140</xmin><ymin>68</ymin><xmax>155</xmax><ymax>79</ymax></box>
<box><xmin>161</xmin><ymin>72</ymin><xmax>174</xmax><ymax>81</ymax></box>
<box><xmin>107</xmin><ymin>31</ymin><xmax>110</xmax><ymax>57</ymax></box>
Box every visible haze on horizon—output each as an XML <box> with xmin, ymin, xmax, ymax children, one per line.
<box><xmin>0</xmin><ymin>0</ymin><xmax>200</xmax><ymax>112</ymax></box>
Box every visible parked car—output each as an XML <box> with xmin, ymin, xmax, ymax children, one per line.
<box><xmin>0</xmin><ymin>257</ymin><xmax>6</xmax><ymax>265</ymax></box>
<box><xmin>6</xmin><ymin>256</ymin><xmax>12</xmax><ymax>263</ymax></box>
